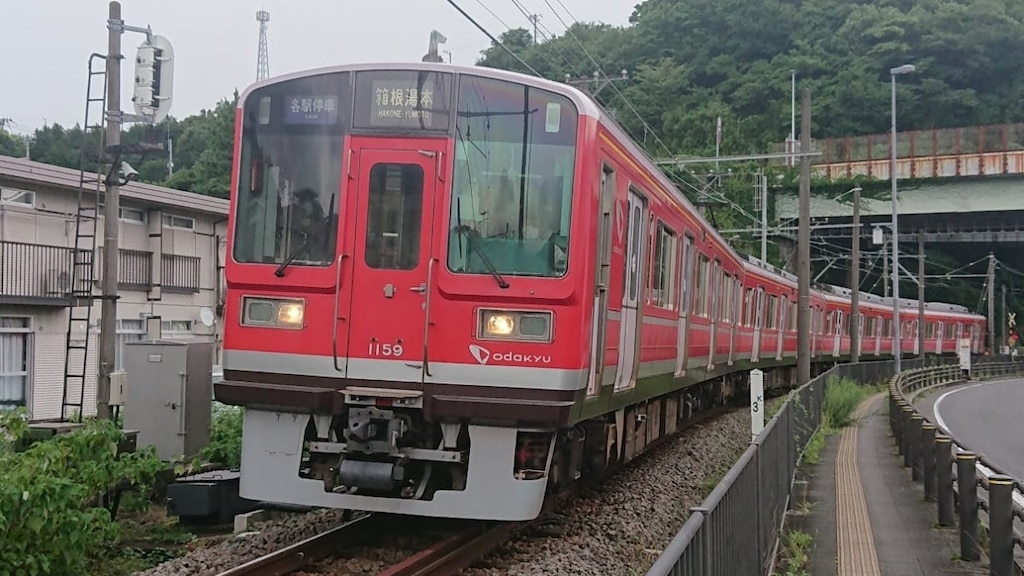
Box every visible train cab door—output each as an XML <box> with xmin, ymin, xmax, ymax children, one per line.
<box><xmin>336</xmin><ymin>143</ymin><xmax>441</xmax><ymax>383</ymax></box>
<box><xmin>614</xmin><ymin>190</ymin><xmax>647</xmax><ymax>391</ymax></box>
<box><xmin>674</xmin><ymin>235</ymin><xmax>695</xmax><ymax>377</ymax></box>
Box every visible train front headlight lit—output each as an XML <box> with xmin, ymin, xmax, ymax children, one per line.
<box><xmin>242</xmin><ymin>297</ymin><xmax>305</xmax><ymax>329</ymax></box>
<box><xmin>478</xmin><ymin>309</ymin><xmax>552</xmax><ymax>342</ymax></box>
<box><xmin>485</xmin><ymin>313</ymin><xmax>515</xmax><ymax>336</ymax></box>
<box><xmin>277</xmin><ymin>302</ymin><xmax>305</xmax><ymax>325</ymax></box>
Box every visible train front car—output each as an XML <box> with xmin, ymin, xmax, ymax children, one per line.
<box><xmin>216</xmin><ymin>64</ymin><xmax>592</xmax><ymax>521</ymax></box>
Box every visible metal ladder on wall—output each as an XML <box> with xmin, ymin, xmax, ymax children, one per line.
<box><xmin>60</xmin><ymin>53</ymin><xmax>109</xmax><ymax>422</ymax></box>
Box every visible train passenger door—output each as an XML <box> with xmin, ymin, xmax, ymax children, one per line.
<box><xmin>728</xmin><ymin>277</ymin><xmax>740</xmax><ymax>365</ymax></box>
<box><xmin>935</xmin><ymin>321</ymin><xmax>944</xmax><ymax>354</ymax></box>
<box><xmin>615</xmin><ymin>191</ymin><xmax>647</xmax><ymax>391</ymax></box>
<box><xmin>776</xmin><ymin>296</ymin><xmax>787</xmax><ymax>360</ymax></box>
<box><xmin>587</xmin><ymin>165</ymin><xmax>616</xmax><ymax>396</ymax></box>
<box><xmin>832</xmin><ymin>310</ymin><xmax>843</xmax><ymax>357</ymax></box>
<box><xmin>707</xmin><ymin>260</ymin><xmax>720</xmax><ymax>370</ymax></box>
<box><xmin>674</xmin><ymin>235</ymin><xmax>695</xmax><ymax>377</ymax></box>
<box><xmin>751</xmin><ymin>287</ymin><xmax>764</xmax><ymax>361</ymax></box>
<box><xmin>336</xmin><ymin>145</ymin><xmax>440</xmax><ymax>382</ymax></box>
<box><xmin>874</xmin><ymin>317</ymin><xmax>882</xmax><ymax>355</ymax></box>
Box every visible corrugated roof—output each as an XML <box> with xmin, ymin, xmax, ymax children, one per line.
<box><xmin>0</xmin><ymin>155</ymin><xmax>229</xmax><ymax>216</ymax></box>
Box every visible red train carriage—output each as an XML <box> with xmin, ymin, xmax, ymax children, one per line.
<box><xmin>215</xmin><ymin>62</ymin><xmax>986</xmax><ymax>521</ymax></box>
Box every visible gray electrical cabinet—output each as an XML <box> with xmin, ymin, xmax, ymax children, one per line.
<box><xmin>123</xmin><ymin>339</ymin><xmax>213</xmax><ymax>461</ymax></box>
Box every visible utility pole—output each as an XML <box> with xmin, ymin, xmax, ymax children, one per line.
<box><xmin>882</xmin><ymin>243</ymin><xmax>889</xmax><ymax>298</ymax></box>
<box><xmin>797</xmin><ymin>88</ymin><xmax>811</xmax><ymax>384</ymax></box>
<box><xmin>1001</xmin><ymin>284</ymin><xmax>1007</xmax><ymax>355</ymax></box>
<box><xmin>917</xmin><ymin>231</ymin><xmax>925</xmax><ymax>358</ymax></box>
<box><xmin>97</xmin><ymin>0</ymin><xmax>122</xmax><ymax>421</ymax></box>
<box><xmin>528</xmin><ymin>13</ymin><xmax>541</xmax><ymax>44</ymax></box>
<box><xmin>986</xmin><ymin>252</ymin><xmax>996</xmax><ymax>354</ymax></box>
<box><xmin>849</xmin><ymin>186</ymin><xmax>861</xmax><ymax>362</ymax></box>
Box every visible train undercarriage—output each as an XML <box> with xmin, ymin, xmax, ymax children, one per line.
<box><xmin>238</xmin><ymin>363</ymin><xmax>834</xmax><ymax>520</ymax></box>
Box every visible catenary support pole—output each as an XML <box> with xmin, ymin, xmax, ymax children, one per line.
<box><xmin>987</xmin><ymin>252</ymin><xmax>996</xmax><ymax>354</ymax></box>
<box><xmin>97</xmin><ymin>0</ymin><xmax>122</xmax><ymax>421</ymax></box>
<box><xmin>918</xmin><ymin>231</ymin><xmax>925</xmax><ymax>357</ymax></box>
<box><xmin>850</xmin><ymin>187</ymin><xmax>861</xmax><ymax>362</ymax></box>
<box><xmin>797</xmin><ymin>88</ymin><xmax>811</xmax><ymax>384</ymax></box>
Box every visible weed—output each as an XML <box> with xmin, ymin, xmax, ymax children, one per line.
<box><xmin>773</xmin><ymin>529</ymin><xmax>813</xmax><ymax>576</ymax></box>
<box><xmin>822</xmin><ymin>376</ymin><xmax>872</xmax><ymax>429</ymax></box>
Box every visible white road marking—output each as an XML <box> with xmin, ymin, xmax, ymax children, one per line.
<box><xmin>930</xmin><ymin>378</ymin><xmax>1024</xmax><ymax>509</ymax></box>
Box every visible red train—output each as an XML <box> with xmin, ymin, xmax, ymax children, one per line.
<box><xmin>215</xmin><ymin>63</ymin><xmax>986</xmax><ymax>521</ymax></box>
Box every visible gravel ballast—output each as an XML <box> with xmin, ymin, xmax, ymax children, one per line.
<box><xmin>130</xmin><ymin>508</ymin><xmax>350</xmax><ymax>576</ymax></box>
<box><xmin>463</xmin><ymin>402</ymin><xmax>780</xmax><ymax>576</ymax></box>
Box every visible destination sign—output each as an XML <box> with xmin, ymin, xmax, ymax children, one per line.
<box><xmin>354</xmin><ymin>71</ymin><xmax>451</xmax><ymax>131</ymax></box>
<box><xmin>283</xmin><ymin>94</ymin><xmax>339</xmax><ymax>125</ymax></box>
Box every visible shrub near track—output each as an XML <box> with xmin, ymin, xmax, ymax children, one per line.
<box><xmin>0</xmin><ymin>410</ymin><xmax>164</xmax><ymax>576</ymax></box>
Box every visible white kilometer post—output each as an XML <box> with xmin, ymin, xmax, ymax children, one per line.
<box><xmin>750</xmin><ymin>369</ymin><xmax>765</xmax><ymax>441</ymax></box>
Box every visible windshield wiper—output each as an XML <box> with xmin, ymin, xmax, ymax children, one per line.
<box><xmin>274</xmin><ymin>235</ymin><xmax>310</xmax><ymax>278</ymax></box>
<box><xmin>455</xmin><ymin>225</ymin><xmax>509</xmax><ymax>289</ymax></box>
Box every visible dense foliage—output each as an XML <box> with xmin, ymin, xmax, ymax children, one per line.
<box><xmin>0</xmin><ymin>410</ymin><xmax>164</xmax><ymax>576</ymax></box>
<box><xmin>479</xmin><ymin>0</ymin><xmax>1024</xmax><ymax>156</ymax></box>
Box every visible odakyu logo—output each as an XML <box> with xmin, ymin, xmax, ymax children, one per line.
<box><xmin>468</xmin><ymin>344</ymin><xmax>551</xmax><ymax>365</ymax></box>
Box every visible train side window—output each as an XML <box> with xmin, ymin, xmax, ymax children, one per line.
<box><xmin>721</xmin><ymin>274</ymin><xmax>732</xmax><ymax>321</ymax></box>
<box><xmin>693</xmin><ymin>254</ymin><xmax>709</xmax><ymax>317</ymax></box>
<box><xmin>364</xmin><ymin>163</ymin><xmax>424</xmax><ymax>270</ymax></box>
<box><xmin>652</xmin><ymin>222</ymin><xmax>677</xmax><ymax>309</ymax></box>
<box><xmin>766</xmin><ymin>295</ymin><xmax>777</xmax><ymax>330</ymax></box>
<box><xmin>679</xmin><ymin>235</ymin><xmax>694</xmax><ymax>313</ymax></box>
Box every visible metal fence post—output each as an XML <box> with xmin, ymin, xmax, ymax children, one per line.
<box><xmin>956</xmin><ymin>452</ymin><xmax>980</xmax><ymax>562</ymax></box>
<box><xmin>988</xmin><ymin>475</ymin><xmax>1014</xmax><ymax>576</ymax></box>
<box><xmin>910</xmin><ymin>415</ymin><xmax>924</xmax><ymax>481</ymax></box>
<box><xmin>902</xmin><ymin>406</ymin><xmax>914</xmax><ymax>468</ymax></box>
<box><xmin>936</xmin><ymin>436</ymin><xmax>955</xmax><ymax>526</ymax></box>
<box><xmin>921</xmin><ymin>423</ymin><xmax>936</xmax><ymax>501</ymax></box>
<box><xmin>894</xmin><ymin>399</ymin><xmax>906</xmax><ymax>452</ymax></box>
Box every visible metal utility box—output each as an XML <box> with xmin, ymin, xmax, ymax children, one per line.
<box><xmin>123</xmin><ymin>339</ymin><xmax>213</xmax><ymax>461</ymax></box>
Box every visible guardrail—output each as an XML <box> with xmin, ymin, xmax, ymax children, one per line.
<box><xmin>644</xmin><ymin>358</ymin><xmax>931</xmax><ymax>576</ymax></box>
<box><xmin>889</xmin><ymin>359</ymin><xmax>1024</xmax><ymax>576</ymax></box>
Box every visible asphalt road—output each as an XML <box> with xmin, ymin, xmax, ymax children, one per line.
<box><xmin>924</xmin><ymin>378</ymin><xmax>1024</xmax><ymax>479</ymax></box>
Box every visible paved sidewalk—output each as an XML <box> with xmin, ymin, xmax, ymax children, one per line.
<box><xmin>804</xmin><ymin>393</ymin><xmax>987</xmax><ymax>575</ymax></box>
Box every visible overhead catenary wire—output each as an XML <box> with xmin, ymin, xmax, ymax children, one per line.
<box><xmin>447</xmin><ymin>0</ymin><xmax>541</xmax><ymax>77</ymax></box>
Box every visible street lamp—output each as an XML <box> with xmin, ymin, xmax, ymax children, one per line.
<box><xmin>890</xmin><ymin>63</ymin><xmax>915</xmax><ymax>375</ymax></box>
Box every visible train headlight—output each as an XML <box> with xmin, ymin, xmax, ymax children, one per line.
<box><xmin>478</xmin><ymin>309</ymin><xmax>552</xmax><ymax>342</ymax></box>
<box><xmin>277</xmin><ymin>302</ymin><xmax>304</xmax><ymax>325</ymax></box>
<box><xmin>242</xmin><ymin>297</ymin><xmax>305</xmax><ymax>329</ymax></box>
<box><xmin>485</xmin><ymin>313</ymin><xmax>515</xmax><ymax>336</ymax></box>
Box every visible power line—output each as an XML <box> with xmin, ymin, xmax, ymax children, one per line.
<box><xmin>447</xmin><ymin>0</ymin><xmax>541</xmax><ymax>77</ymax></box>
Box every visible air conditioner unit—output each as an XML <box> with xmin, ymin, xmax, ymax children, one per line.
<box><xmin>42</xmin><ymin>269</ymin><xmax>71</xmax><ymax>297</ymax></box>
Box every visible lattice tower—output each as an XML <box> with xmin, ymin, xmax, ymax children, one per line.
<box><xmin>256</xmin><ymin>9</ymin><xmax>270</xmax><ymax>81</ymax></box>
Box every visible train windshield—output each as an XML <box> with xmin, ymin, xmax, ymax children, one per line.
<box><xmin>232</xmin><ymin>73</ymin><xmax>350</xmax><ymax>268</ymax></box>
<box><xmin>448</xmin><ymin>75</ymin><xmax>578</xmax><ymax>279</ymax></box>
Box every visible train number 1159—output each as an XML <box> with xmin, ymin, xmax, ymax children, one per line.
<box><xmin>369</xmin><ymin>340</ymin><xmax>404</xmax><ymax>357</ymax></box>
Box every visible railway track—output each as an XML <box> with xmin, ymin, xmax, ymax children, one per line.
<box><xmin>211</xmin><ymin>395</ymin><xmax>760</xmax><ymax>576</ymax></box>
<box><xmin>212</xmin><ymin>511</ymin><xmax>513</xmax><ymax>576</ymax></box>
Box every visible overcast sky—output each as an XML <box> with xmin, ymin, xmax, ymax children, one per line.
<box><xmin>1</xmin><ymin>0</ymin><xmax>638</xmax><ymax>133</ymax></box>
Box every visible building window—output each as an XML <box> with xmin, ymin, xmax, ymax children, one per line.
<box><xmin>0</xmin><ymin>188</ymin><xmax>34</xmax><ymax>207</ymax></box>
<box><xmin>120</xmin><ymin>208</ymin><xmax>146</xmax><ymax>224</ymax></box>
<box><xmin>162</xmin><ymin>214</ymin><xmax>195</xmax><ymax>230</ymax></box>
<box><xmin>161</xmin><ymin>320</ymin><xmax>193</xmax><ymax>337</ymax></box>
<box><xmin>116</xmin><ymin>319</ymin><xmax>146</xmax><ymax>370</ymax></box>
<box><xmin>0</xmin><ymin>317</ymin><xmax>30</xmax><ymax>409</ymax></box>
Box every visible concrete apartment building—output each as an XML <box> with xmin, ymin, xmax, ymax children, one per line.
<box><xmin>0</xmin><ymin>155</ymin><xmax>228</xmax><ymax>420</ymax></box>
